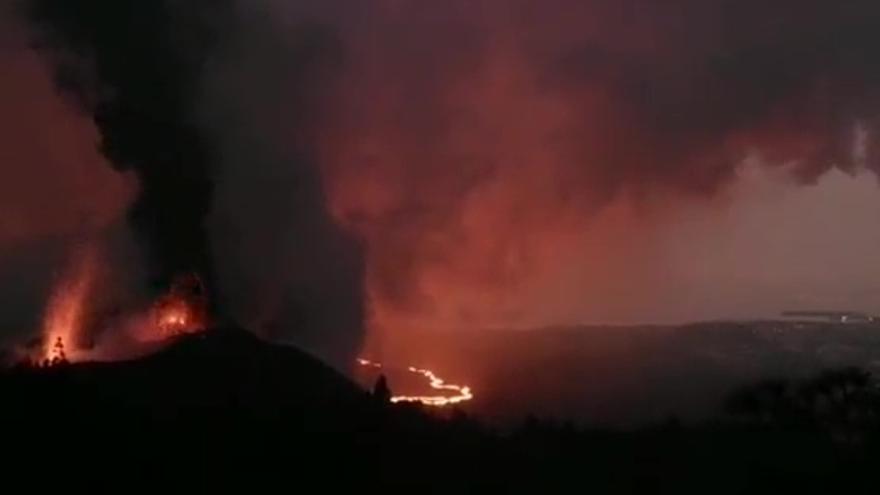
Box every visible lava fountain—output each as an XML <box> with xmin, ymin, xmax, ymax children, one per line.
<box><xmin>35</xmin><ymin>251</ymin><xmax>208</xmax><ymax>365</ymax></box>
<box><xmin>39</xmin><ymin>244</ymin><xmax>99</xmax><ymax>363</ymax></box>
<box><xmin>152</xmin><ymin>274</ymin><xmax>208</xmax><ymax>337</ymax></box>
<box><xmin>357</xmin><ymin>359</ymin><xmax>474</xmax><ymax>407</ymax></box>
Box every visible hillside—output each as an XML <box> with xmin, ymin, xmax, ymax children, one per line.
<box><xmin>2</xmin><ymin>325</ymin><xmax>878</xmax><ymax>493</ymax></box>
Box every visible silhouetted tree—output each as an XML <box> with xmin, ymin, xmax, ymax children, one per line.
<box><xmin>50</xmin><ymin>337</ymin><xmax>67</xmax><ymax>366</ymax></box>
<box><xmin>798</xmin><ymin>367</ymin><xmax>875</xmax><ymax>442</ymax></box>
<box><xmin>373</xmin><ymin>374</ymin><xmax>391</xmax><ymax>403</ymax></box>
<box><xmin>725</xmin><ymin>379</ymin><xmax>792</xmax><ymax>424</ymax></box>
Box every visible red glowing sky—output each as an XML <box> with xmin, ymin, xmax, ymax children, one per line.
<box><xmin>307</xmin><ymin>0</ymin><xmax>880</xmax><ymax>356</ymax></box>
<box><xmin>3</xmin><ymin>0</ymin><xmax>880</xmax><ymax>364</ymax></box>
<box><xmin>0</xmin><ymin>16</ymin><xmax>132</xmax><ymax>247</ymax></box>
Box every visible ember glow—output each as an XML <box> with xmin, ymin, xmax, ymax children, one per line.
<box><xmin>32</xmin><ymin>261</ymin><xmax>210</xmax><ymax>365</ymax></box>
<box><xmin>357</xmin><ymin>359</ymin><xmax>474</xmax><ymax>407</ymax></box>
<box><xmin>40</xmin><ymin>245</ymin><xmax>99</xmax><ymax>363</ymax></box>
<box><xmin>154</xmin><ymin>296</ymin><xmax>199</xmax><ymax>337</ymax></box>
<box><xmin>153</xmin><ymin>274</ymin><xmax>208</xmax><ymax>338</ymax></box>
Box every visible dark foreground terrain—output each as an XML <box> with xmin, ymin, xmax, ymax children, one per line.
<box><xmin>3</xmin><ymin>327</ymin><xmax>880</xmax><ymax>493</ymax></box>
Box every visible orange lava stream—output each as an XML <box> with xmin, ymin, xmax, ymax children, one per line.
<box><xmin>357</xmin><ymin>359</ymin><xmax>474</xmax><ymax>407</ymax></box>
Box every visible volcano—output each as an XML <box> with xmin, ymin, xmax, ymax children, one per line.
<box><xmin>1</xmin><ymin>327</ymin><xmax>394</xmax><ymax>487</ymax></box>
<box><xmin>2</xmin><ymin>326</ymin><xmax>369</xmax><ymax>425</ymax></box>
<box><xmin>0</xmin><ymin>327</ymin><xmax>528</xmax><ymax>491</ymax></box>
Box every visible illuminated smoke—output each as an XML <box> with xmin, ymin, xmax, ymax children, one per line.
<box><xmin>311</xmin><ymin>0</ymin><xmax>880</xmax><ymax>346</ymax></box>
<box><xmin>11</xmin><ymin>0</ymin><xmax>880</xmax><ymax>367</ymax></box>
<box><xmin>152</xmin><ymin>274</ymin><xmax>208</xmax><ymax>337</ymax></box>
<box><xmin>40</xmin><ymin>242</ymin><xmax>99</xmax><ymax>362</ymax></box>
<box><xmin>23</xmin><ymin>0</ymin><xmax>365</xmax><ymax>366</ymax></box>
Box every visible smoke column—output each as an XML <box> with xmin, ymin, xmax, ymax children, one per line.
<box><xmin>24</xmin><ymin>0</ymin><xmax>365</xmax><ymax>366</ymax></box>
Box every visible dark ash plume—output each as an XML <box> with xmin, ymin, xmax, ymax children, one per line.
<box><xmin>25</xmin><ymin>0</ymin><xmax>366</xmax><ymax>367</ymax></box>
<box><xmin>27</xmin><ymin>0</ymin><xmax>225</xmax><ymax>290</ymax></box>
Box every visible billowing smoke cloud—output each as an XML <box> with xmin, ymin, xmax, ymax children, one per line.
<box><xmin>198</xmin><ymin>1</ymin><xmax>365</xmax><ymax>365</ymax></box>
<box><xmin>304</xmin><ymin>0</ymin><xmax>880</xmax><ymax>347</ymax></box>
<box><xmin>22</xmin><ymin>0</ymin><xmax>365</xmax><ymax>366</ymax></box>
<box><xmin>27</xmin><ymin>0</ymin><xmax>226</xmax><ymax>290</ymax></box>
<box><xmin>8</xmin><ymin>0</ymin><xmax>880</xmax><ymax>364</ymax></box>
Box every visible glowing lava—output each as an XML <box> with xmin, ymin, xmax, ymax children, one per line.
<box><xmin>155</xmin><ymin>298</ymin><xmax>196</xmax><ymax>335</ymax></box>
<box><xmin>40</xmin><ymin>244</ymin><xmax>99</xmax><ymax>363</ymax></box>
<box><xmin>357</xmin><ymin>359</ymin><xmax>474</xmax><ymax>407</ymax></box>
<box><xmin>153</xmin><ymin>274</ymin><xmax>208</xmax><ymax>337</ymax></box>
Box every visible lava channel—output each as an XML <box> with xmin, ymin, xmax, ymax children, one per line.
<box><xmin>357</xmin><ymin>358</ymin><xmax>474</xmax><ymax>407</ymax></box>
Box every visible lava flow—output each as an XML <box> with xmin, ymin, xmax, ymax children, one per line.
<box><xmin>357</xmin><ymin>359</ymin><xmax>474</xmax><ymax>407</ymax></box>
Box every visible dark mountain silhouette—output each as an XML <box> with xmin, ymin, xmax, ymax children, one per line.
<box><xmin>3</xmin><ymin>329</ymin><xmax>880</xmax><ymax>493</ymax></box>
<box><xmin>2</xmin><ymin>326</ymin><xmax>370</xmax><ymax>430</ymax></box>
<box><xmin>82</xmin><ymin>326</ymin><xmax>365</xmax><ymax>419</ymax></box>
<box><xmin>0</xmin><ymin>327</ymin><xmax>393</xmax><ymax>489</ymax></box>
